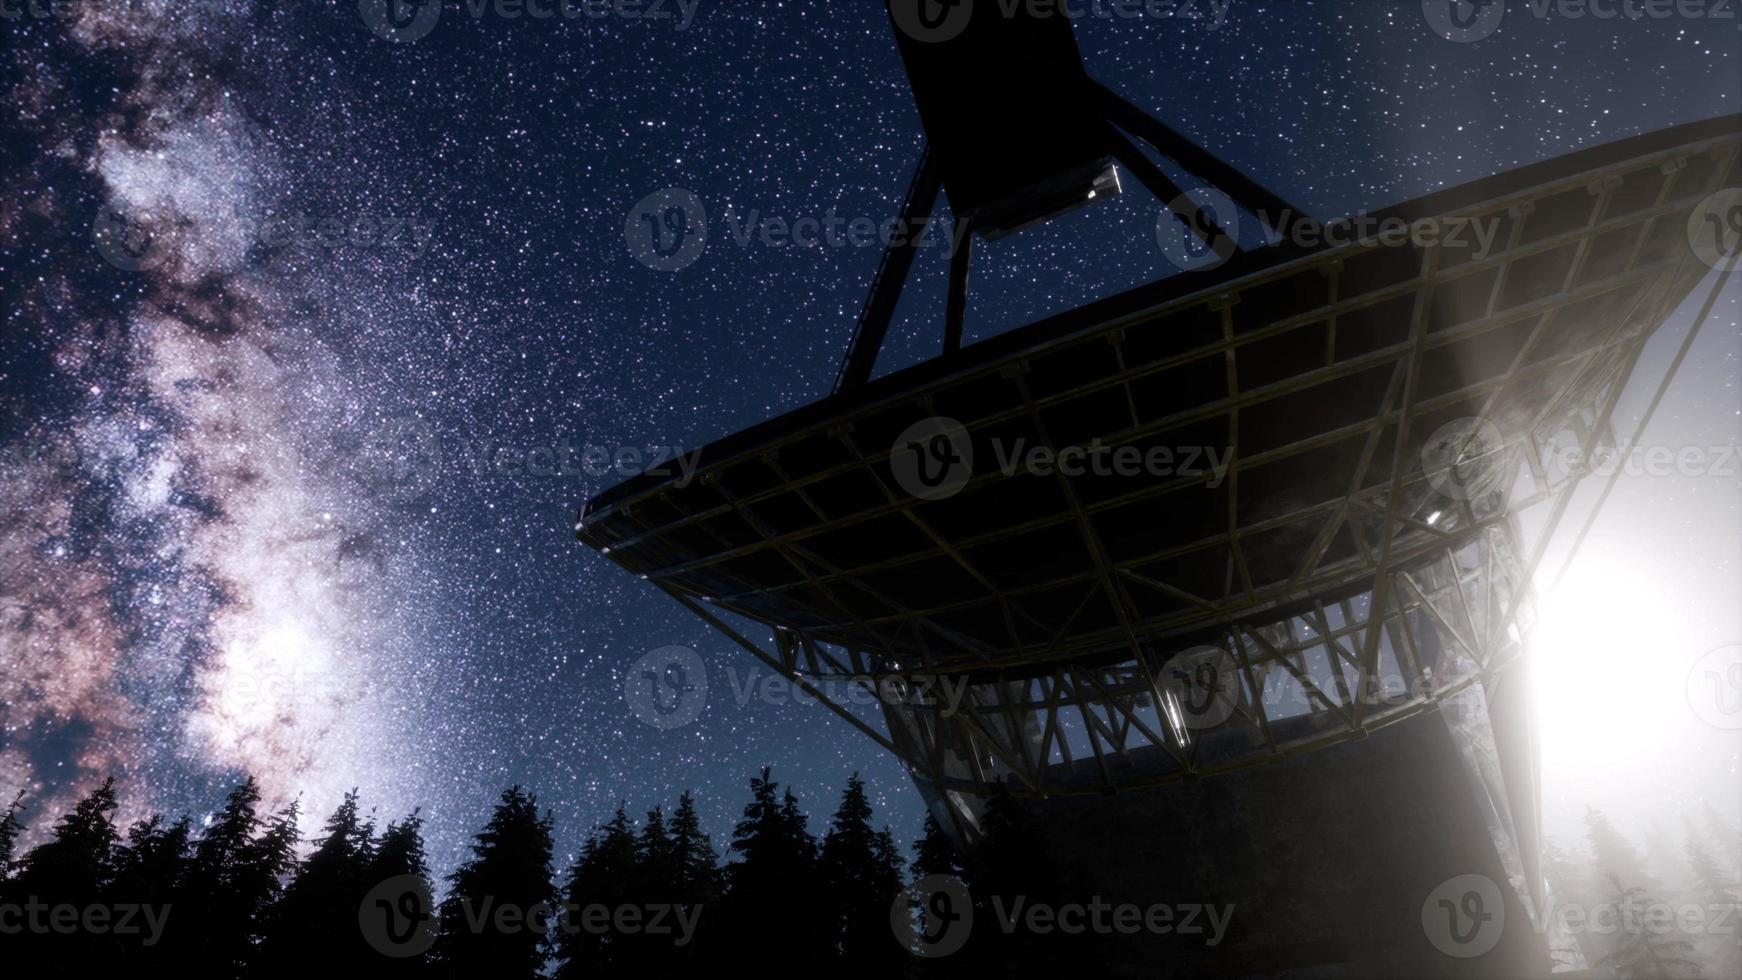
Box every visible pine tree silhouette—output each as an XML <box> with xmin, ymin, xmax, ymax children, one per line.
<box><xmin>1539</xmin><ymin>835</ymin><xmax>1597</xmax><ymax>972</ymax></box>
<box><xmin>710</xmin><ymin>767</ymin><xmax>829</xmax><ymax>969</ymax></box>
<box><xmin>1701</xmin><ymin>801</ymin><xmax>1742</xmax><ymax>866</ymax></box>
<box><xmin>257</xmin><ymin>791</ymin><xmax>377</xmax><ymax>977</ymax></box>
<box><xmin>961</xmin><ymin>783</ymin><xmax>1088</xmax><ymax>972</ymax></box>
<box><xmin>364</xmin><ymin>809</ymin><xmax>437</xmax><ymax>979</ymax></box>
<box><xmin>430</xmin><ymin>786</ymin><xmax>555</xmax><ymax>979</ymax></box>
<box><xmin>1684</xmin><ymin>822</ymin><xmax>1742</xmax><ymax>977</ymax></box>
<box><xmin>1586</xmin><ymin>806</ymin><xmax>1655</xmax><ymax>889</ymax></box>
<box><xmin>820</xmin><ymin>773</ymin><xmax>907</xmax><ymax>976</ymax></box>
<box><xmin>168</xmin><ymin>777</ymin><xmax>283</xmax><ymax>977</ymax></box>
<box><xmin>105</xmin><ymin>813</ymin><xmax>191</xmax><ymax>969</ymax></box>
<box><xmin>627</xmin><ymin>803</ymin><xmax>685</xmax><ymax>974</ymax></box>
<box><xmin>1595</xmin><ymin>874</ymin><xmax>1703</xmax><ymax>979</ymax></box>
<box><xmin>4</xmin><ymin>778</ymin><xmax>119</xmax><ymax>973</ymax></box>
<box><xmin>553</xmin><ymin>803</ymin><xmax>638</xmax><ymax>978</ymax></box>
<box><xmin>669</xmin><ymin>790</ymin><xmax>720</xmax><ymax>909</ymax></box>
<box><xmin>665</xmin><ymin>789</ymin><xmax>721</xmax><ymax>967</ymax></box>
<box><xmin>910</xmin><ymin>810</ymin><xmax>964</xmax><ymax>880</ymax></box>
<box><xmin>239</xmin><ymin>800</ymin><xmax>303</xmax><ymax>962</ymax></box>
<box><xmin>0</xmin><ymin>789</ymin><xmax>25</xmax><ymax>883</ymax></box>
<box><xmin>371</xmin><ymin>810</ymin><xmax>431</xmax><ymax>883</ymax></box>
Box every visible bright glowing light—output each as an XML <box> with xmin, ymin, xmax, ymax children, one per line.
<box><xmin>1530</xmin><ymin>555</ymin><xmax>1695</xmax><ymax>773</ymax></box>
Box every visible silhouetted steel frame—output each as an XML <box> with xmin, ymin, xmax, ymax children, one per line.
<box><xmin>595</xmin><ymin>132</ymin><xmax>1728</xmax><ymax>657</ymax></box>
<box><xmin>833</xmin><ymin>86</ymin><xmax>1306</xmax><ymax>393</ymax></box>
<box><xmin>598</xmin><ymin>128</ymin><xmax>1739</xmax><ymax>807</ymax></box>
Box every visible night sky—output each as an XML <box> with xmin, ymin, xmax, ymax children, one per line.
<box><xmin>2</xmin><ymin>0</ymin><xmax>1738</xmax><ymax>875</ymax></box>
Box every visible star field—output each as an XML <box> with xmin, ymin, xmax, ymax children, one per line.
<box><xmin>1</xmin><ymin>0</ymin><xmax>1737</xmax><ymax>874</ymax></box>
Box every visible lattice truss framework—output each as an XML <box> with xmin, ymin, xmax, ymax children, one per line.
<box><xmin>586</xmin><ymin>126</ymin><xmax>1741</xmax><ymax>806</ymax></box>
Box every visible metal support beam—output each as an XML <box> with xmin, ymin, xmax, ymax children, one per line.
<box><xmin>1104</xmin><ymin>126</ymin><xmax>1238</xmax><ymax>266</ymax></box>
<box><xmin>1092</xmin><ymin>79</ymin><xmax>1307</xmax><ymax>234</ymax></box>
<box><xmin>945</xmin><ymin>219</ymin><xmax>973</xmax><ymax>354</ymax></box>
<box><xmin>834</xmin><ymin>144</ymin><xmax>943</xmax><ymax>394</ymax></box>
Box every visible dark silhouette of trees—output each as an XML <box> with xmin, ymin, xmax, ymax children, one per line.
<box><xmin>0</xmin><ymin>770</ymin><xmax>941</xmax><ymax>977</ymax></box>
<box><xmin>1594</xmin><ymin>874</ymin><xmax>1704</xmax><ymax>979</ymax></box>
<box><xmin>257</xmin><ymin>790</ymin><xmax>376</xmax><ymax>977</ymax></box>
<box><xmin>363</xmin><ymin>809</ymin><xmax>436</xmax><ymax>980</ymax></box>
<box><xmin>1701</xmin><ymin>801</ymin><xmax>1741</xmax><ymax>865</ymax></box>
<box><xmin>1684</xmin><ymin>822</ymin><xmax>1742</xmax><ymax>978</ymax></box>
<box><xmin>0</xmin><ymin>789</ymin><xmax>25</xmax><ymax>882</ymax></box>
<box><xmin>430</xmin><ymin>786</ymin><xmax>554</xmax><ymax>980</ymax></box>
<box><xmin>553</xmin><ymin>803</ymin><xmax>638</xmax><ymax>977</ymax></box>
<box><xmin>669</xmin><ymin>790</ymin><xmax>721</xmax><ymax>909</ymax></box>
<box><xmin>910</xmin><ymin>810</ymin><xmax>964</xmax><ymax>881</ymax></box>
<box><xmin>172</xmin><ymin>776</ymin><xmax>265</xmax><ymax>976</ymax></box>
<box><xmin>1586</xmin><ymin>805</ymin><xmax>1655</xmax><ymax>889</ymax></box>
<box><xmin>2</xmin><ymin>777</ymin><xmax>119</xmax><ymax>973</ymax></box>
<box><xmin>957</xmin><ymin>783</ymin><xmax>1093</xmax><ymax>973</ymax></box>
<box><xmin>105</xmin><ymin>813</ymin><xmax>190</xmax><ymax>968</ymax></box>
<box><xmin>820</xmin><ymin>773</ymin><xmax>906</xmax><ymax>976</ymax></box>
<box><xmin>552</xmin><ymin>794</ymin><xmax>721</xmax><ymax>979</ymax></box>
<box><xmin>709</xmin><ymin>767</ymin><xmax>831</xmax><ymax>970</ymax></box>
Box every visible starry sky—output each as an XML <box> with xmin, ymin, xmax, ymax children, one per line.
<box><xmin>1</xmin><ymin>1</ymin><xmax>1738</xmax><ymax>874</ymax></box>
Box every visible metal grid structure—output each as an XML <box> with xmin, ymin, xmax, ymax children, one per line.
<box><xmin>579</xmin><ymin>119</ymin><xmax>1740</xmax><ymax>818</ymax></box>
